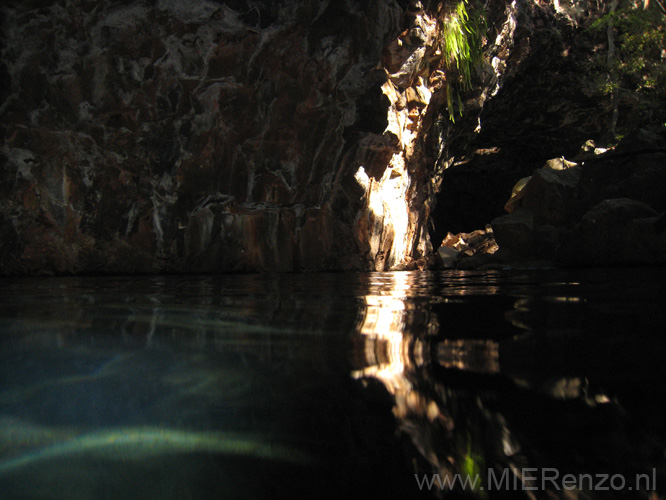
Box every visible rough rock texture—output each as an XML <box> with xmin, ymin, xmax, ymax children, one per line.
<box><xmin>430</xmin><ymin>0</ymin><xmax>666</xmax><ymax>269</ymax></box>
<box><xmin>1</xmin><ymin>0</ymin><xmax>632</xmax><ymax>275</ymax></box>
<box><xmin>487</xmin><ymin>130</ymin><xmax>666</xmax><ymax>267</ymax></box>
<box><xmin>0</xmin><ymin>0</ymin><xmax>506</xmax><ymax>275</ymax></box>
<box><xmin>436</xmin><ymin>225</ymin><xmax>497</xmax><ymax>268</ymax></box>
<box><xmin>429</xmin><ymin>0</ymin><xmax>614</xmax><ymax>244</ymax></box>
<box><xmin>1</xmin><ymin>0</ymin><xmax>405</xmax><ymax>273</ymax></box>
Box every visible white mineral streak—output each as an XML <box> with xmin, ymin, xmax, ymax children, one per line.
<box><xmin>490</xmin><ymin>0</ymin><xmax>518</xmax><ymax>98</ymax></box>
<box><xmin>354</xmin><ymin>10</ymin><xmax>437</xmax><ymax>270</ymax></box>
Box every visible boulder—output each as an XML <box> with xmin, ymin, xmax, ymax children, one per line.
<box><xmin>491</xmin><ymin>209</ymin><xmax>535</xmax><ymax>257</ymax></box>
<box><xmin>482</xmin><ymin>140</ymin><xmax>666</xmax><ymax>268</ymax></box>
<box><xmin>436</xmin><ymin>226</ymin><xmax>499</xmax><ymax>268</ymax></box>
<box><xmin>520</xmin><ymin>163</ymin><xmax>582</xmax><ymax>226</ymax></box>
<box><xmin>437</xmin><ymin>246</ymin><xmax>460</xmax><ymax>268</ymax></box>
<box><xmin>503</xmin><ymin>176</ymin><xmax>532</xmax><ymax>214</ymax></box>
<box><xmin>560</xmin><ymin>198</ymin><xmax>664</xmax><ymax>265</ymax></box>
<box><xmin>579</xmin><ymin>151</ymin><xmax>666</xmax><ymax>214</ymax></box>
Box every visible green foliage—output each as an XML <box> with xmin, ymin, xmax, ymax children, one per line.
<box><xmin>584</xmin><ymin>4</ymin><xmax>666</xmax><ymax>118</ymax></box>
<box><xmin>615</xmin><ymin>8</ymin><xmax>666</xmax><ymax>93</ymax></box>
<box><xmin>457</xmin><ymin>431</ymin><xmax>487</xmax><ymax>497</ymax></box>
<box><xmin>440</xmin><ymin>1</ymin><xmax>484</xmax><ymax>89</ymax></box>
<box><xmin>435</xmin><ymin>0</ymin><xmax>485</xmax><ymax>122</ymax></box>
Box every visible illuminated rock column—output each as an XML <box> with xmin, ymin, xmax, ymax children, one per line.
<box><xmin>353</xmin><ymin>7</ymin><xmax>444</xmax><ymax>271</ymax></box>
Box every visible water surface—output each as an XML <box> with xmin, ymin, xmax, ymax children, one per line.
<box><xmin>1</xmin><ymin>269</ymin><xmax>664</xmax><ymax>499</ymax></box>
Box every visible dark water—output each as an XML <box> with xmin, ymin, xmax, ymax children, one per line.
<box><xmin>0</xmin><ymin>269</ymin><xmax>665</xmax><ymax>500</ymax></box>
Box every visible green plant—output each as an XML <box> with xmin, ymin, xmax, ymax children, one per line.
<box><xmin>584</xmin><ymin>2</ymin><xmax>666</xmax><ymax>138</ymax></box>
<box><xmin>589</xmin><ymin>6</ymin><xmax>666</xmax><ymax>94</ymax></box>
<box><xmin>435</xmin><ymin>0</ymin><xmax>485</xmax><ymax>122</ymax></box>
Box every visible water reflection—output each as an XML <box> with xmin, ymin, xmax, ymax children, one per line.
<box><xmin>351</xmin><ymin>270</ymin><xmax>666</xmax><ymax>499</ymax></box>
<box><xmin>0</xmin><ymin>270</ymin><xmax>665</xmax><ymax>499</ymax></box>
<box><xmin>0</xmin><ymin>275</ymin><xmax>359</xmax><ymax>500</ymax></box>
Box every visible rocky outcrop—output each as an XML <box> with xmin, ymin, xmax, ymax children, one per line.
<box><xmin>436</xmin><ymin>225</ymin><xmax>497</xmax><ymax>268</ymax></box>
<box><xmin>2</xmin><ymin>0</ymin><xmax>641</xmax><ymax>275</ymax></box>
<box><xmin>429</xmin><ymin>0</ymin><xmax>612</xmax><ymax>245</ymax></box>
<box><xmin>428</xmin><ymin>0</ymin><xmax>666</xmax><ymax>269</ymax></box>
<box><xmin>1</xmin><ymin>0</ymin><xmax>406</xmax><ymax>274</ymax></box>
<box><xmin>0</xmin><ymin>0</ymin><xmax>513</xmax><ymax>275</ymax></box>
<box><xmin>434</xmin><ymin>126</ymin><xmax>666</xmax><ymax>269</ymax></box>
<box><xmin>471</xmin><ymin>131</ymin><xmax>666</xmax><ymax>267</ymax></box>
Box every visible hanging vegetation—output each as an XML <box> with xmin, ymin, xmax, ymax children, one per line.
<box><xmin>435</xmin><ymin>0</ymin><xmax>485</xmax><ymax>122</ymax></box>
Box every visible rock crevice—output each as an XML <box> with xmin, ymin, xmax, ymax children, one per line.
<box><xmin>0</xmin><ymin>0</ymin><xmax>594</xmax><ymax>274</ymax></box>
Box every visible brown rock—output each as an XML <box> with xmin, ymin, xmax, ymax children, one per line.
<box><xmin>520</xmin><ymin>164</ymin><xmax>582</xmax><ymax>226</ymax></box>
<box><xmin>491</xmin><ymin>209</ymin><xmax>535</xmax><ymax>257</ymax></box>
<box><xmin>405</xmin><ymin>86</ymin><xmax>428</xmax><ymax>108</ymax></box>
<box><xmin>0</xmin><ymin>0</ymin><xmax>579</xmax><ymax>274</ymax></box>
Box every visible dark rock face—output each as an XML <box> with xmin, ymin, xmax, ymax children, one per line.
<box><xmin>430</xmin><ymin>152</ymin><xmax>533</xmax><ymax>240</ymax></box>
<box><xmin>474</xmin><ymin>0</ymin><xmax>612</xmax><ymax>162</ymax></box>
<box><xmin>429</xmin><ymin>0</ymin><xmax>666</xmax><ymax>269</ymax></box>
<box><xmin>6</xmin><ymin>0</ymin><xmax>518</xmax><ymax>274</ymax></box>
<box><xmin>1</xmin><ymin>0</ymin><xmax>411</xmax><ymax>274</ymax></box>
<box><xmin>3</xmin><ymin>0</ymin><xmax>642</xmax><ymax>274</ymax></box>
<box><xmin>488</xmin><ymin>132</ymin><xmax>666</xmax><ymax>267</ymax></box>
<box><xmin>429</xmin><ymin>0</ymin><xmax>609</xmax><ymax>244</ymax></box>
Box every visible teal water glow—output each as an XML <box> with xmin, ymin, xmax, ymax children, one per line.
<box><xmin>0</xmin><ymin>423</ymin><xmax>310</xmax><ymax>474</ymax></box>
<box><xmin>1</xmin><ymin>270</ymin><xmax>665</xmax><ymax>499</ymax></box>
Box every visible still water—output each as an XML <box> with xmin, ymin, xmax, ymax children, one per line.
<box><xmin>0</xmin><ymin>269</ymin><xmax>664</xmax><ymax>499</ymax></box>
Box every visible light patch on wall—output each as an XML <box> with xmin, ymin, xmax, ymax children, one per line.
<box><xmin>353</xmin><ymin>165</ymin><xmax>370</xmax><ymax>192</ymax></box>
<box><xmin>352</xmin><ymin>6</ymin><xmax>445</xmax><ymax>270</ymax></box>
<box><xmin>354</xmin><ymin>153</ymin><xmax>411</xmax><ymax>267</ymax></box>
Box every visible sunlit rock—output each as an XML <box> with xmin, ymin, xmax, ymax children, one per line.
<box><xmin>436</xmin><ymin>226</ymin><xmax>498</xmax><ymax>268</ymax></box>
<box><xmin>0</xmin><ymin>0</ymin><xmax>585</xmax><ymax>274</ymax></box>
<box><xmin>503</xmin><ymin>176</ymin><xmax>532</xmax><ymax>214</ymax></box>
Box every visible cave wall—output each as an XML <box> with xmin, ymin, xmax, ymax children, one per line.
<box><xmin>431</xmin><ymin>0</ymin><xmax>632</xmax><ymax>242</ymax></box>
<box><xmin>0</xmin><ymin>0</ymin><xmax>573</xmax><ymax>275</ymax></box>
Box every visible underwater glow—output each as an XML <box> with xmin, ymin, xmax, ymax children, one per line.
<box><xmin>0</xmin><ymin>421</ymin><xmax>312</xmax><ymax>475</ymax></box>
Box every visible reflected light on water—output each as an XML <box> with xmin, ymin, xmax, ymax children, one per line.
<box><xmin>350</xmin><ymin>272</ymin><xmax>506</xmax><ymax>495</ymax></box>
<box><xmin>349</xmin><ymin>270</ymin><xmax>666</xmax><ymax>499</ymax></box>
<box><xmin>437</xmin><ymin>340</ymin><xmax>499</xmax><ymax>373</ymax></box>
<box><xmin>351</xmin><ymin>272</ymin><xmax>414</xmax><ymax>395</ymax></box>
<box><xmin>548</xmin><ymin>296</ymin><xmax>583</xmax><ymax>303</ymax></box>
<box><xmin>351</xmin><ymin>273</ymin><xmax>501</xmax><ymax>396</ymax></box>
<box><xmin>1</xmin><ymin>270</ymin><xmax>664</xmax><ymax>499</ymax></box>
